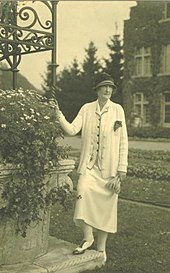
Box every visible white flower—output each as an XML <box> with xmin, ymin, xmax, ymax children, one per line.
<box><xmin>18</xmin><ymin>102</ymin><xmax>25</xmax><ymax>106</ymax></box>
<box><xmin>1</xmin><ymin>124</ymin><xmax>6</xmax><ymax>128</ymax></box>
<box><xmin>0</xmin><ymin>107</ymin><xmax>5</xmax><ymax>111</ymax></box>
<box><xmin>44</xmin><ymin>116</ymin><xmax>50</xmax><ymax>120</ymax></box>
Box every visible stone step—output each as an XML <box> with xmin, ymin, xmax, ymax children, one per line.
<box><xmin>0</xmin><ymin>236</ymin><xmax>104</xmax><ymax>273</ymax></box>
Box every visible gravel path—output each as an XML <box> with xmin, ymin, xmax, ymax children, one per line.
<box><xmin>59</xmin><ymin>136</ymin><xmax>170</xmax><ymax>151</ymax></box>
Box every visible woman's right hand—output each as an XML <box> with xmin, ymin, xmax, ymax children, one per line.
<box><xmin>49</xmin><ymin>98</ymin><xmax>61</xmax><ymax>119</ymax></box>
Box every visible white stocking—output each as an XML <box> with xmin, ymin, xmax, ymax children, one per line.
<box><xmin>97</xmin><ymin>230</ymin><xmax>108</xmax><ymax>252</ymax></box>
<box><xmin>82</xmin><ymin>222</ymin><xmax>94</xmax><ymax>242</ymax></box>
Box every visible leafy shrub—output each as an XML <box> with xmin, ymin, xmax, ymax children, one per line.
<box><xmin>128</xmin><ymin>149</ymin><xmax>170</xmax><ymax>181</ymax></box>
<box><xmin>128</xmin><ymin>126</ymin><xmax>170</xmax><ymax>139</ymax></box>
<box><xmin>128</xmin><ymin>164</ymin><xmax>170</xmax><ymax>181</ymax></box>
<box><xmin>129</xmin><ymin>149</ymin><xmax>170</xmax><ymax>161</ymax></box>
<box><xmin>0</xmin><ymin>88</ymin><xmax>69</xmax><ymax>236</ymax></box>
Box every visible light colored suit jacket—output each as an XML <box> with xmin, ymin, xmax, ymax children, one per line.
<box><xmin>58</xmin><ymin>99</ymin><xmax>128</xmax><ymax>178</ymax></box>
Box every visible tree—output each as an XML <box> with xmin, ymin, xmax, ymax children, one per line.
<box><xmin>57</xmin><ymin>58</ymin><xmax>83</xmax><ymax>121</ymax></box>
<box><xmin>81</xmin><ymin>41</ymin><xmax>102</xmax><ymax>103</ymax></box>
<box><xmin>104</xmin><ymin>34</ymin><xmax>124</xmax><ymax>104</ymax></box>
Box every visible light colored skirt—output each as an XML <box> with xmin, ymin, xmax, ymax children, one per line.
<box><xmin>73</xmin><ymin>165</ymin><xmax>118</xmax><ymax>233</ymax></box>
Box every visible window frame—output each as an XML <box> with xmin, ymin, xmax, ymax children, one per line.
<box><xmin>133</xmin><ymin>92</ymin><xmax>150</xmax><ymax>125</ymax></box>
<box><xmin>159</xmin><ymin>2</ymin><xmax>170</xmax><ymax>23</ymax></box>
<box><xmin>133</xmin><ymin>47</ymin><xmax>152</xmax><ymax>77</ymax></box>
<box><xmin>163</xmin><ymin>91</ymin><xmax>170</xmax><ymax>125</ymax></box>
<box><xmin>159</xmin><ymin>44</ymin><xmax>170</xmax><ymax>75</ymax></box>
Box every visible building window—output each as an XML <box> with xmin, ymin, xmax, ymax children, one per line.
<box><xmin>163</xmin><ymin>92</ymin><xmax>170</xmax><ymax>123</ymax></box>
<box><xmin>134</xmin><ymin>47</ymin><xmax>151</xmax><ymax>77</ymax></box>
<box><xmin>164</xmin><ymin>2</ymin><xmax>170</xmax><ymax>19</ymax></box>
<box><xmin>160</xmin><ymin>44</ymin><xmax>170</xmax><ymax>74</ymax></box>
<box><xmin>133</xmin><ymin>92</ymin><xmax>150</xmax><ymax>124</ymax></box>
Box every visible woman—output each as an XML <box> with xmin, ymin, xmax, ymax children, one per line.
<box><xmin>54</xmin><ymin>72</ymin><xmax>128</xmax><ymax>262</ymax></box>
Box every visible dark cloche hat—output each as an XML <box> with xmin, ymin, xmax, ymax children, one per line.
<box><xmin>93</xmin><ymin>72</ymin><xmax>117</xmax><ymax>90</ymax></box>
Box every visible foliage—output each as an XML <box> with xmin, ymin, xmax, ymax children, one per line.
<box><xmin>127</xmin><ymin>148</ymin><xmax>170</xmax><ymax>181</ymax></box>
<box><xmin>104</xmin><ymin>34</ymin><xmax>124</xmax><ymax>105</ymax></box>
<box><xmin>0</xmin><ymin>88</ymin><xmax>70</xmax><ymax>236</ymax></box>
<box><xmin>123</xmin><ymin>1</ymin><xmax>170</xmax><ymax>126</ymax></box>
<box><xmin>81</xmin><ymin>41</ymin><xmax>102</xmax><ymax>104</ymax></box>
<box><xmin>128</xmin><ymin>163</ymin><xmax>170</xmax><ymax>181</ymax></box>
<box><xmin>129</xmin><ymin>148</ymin><xmax>170</xmax><ymax>161</ymax></box>
<box><xmin>57</xmin><ymin>59</ymin><xmax>84</xmax><ymax>122</ymax></box>
<box><xmin>82</xmin><ymin>41</ymin><xmax>102</xmax><ymax>78</ymax></box>
<box><xmin>0</xmin><ymin>0</ymin><xmax>17</xmax><ymax>24</ymax></box>
<box><xmin>128</xmin><ymin>126</ymin><xmax>170</xmax><ymax>139</ymax></box>
<box><xmin>41</xmin><ymin>62</ymin><xmax>53</xmax><ymax>100</ymax></box>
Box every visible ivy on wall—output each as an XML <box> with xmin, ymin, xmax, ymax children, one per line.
<box><xmin>123</xmin><ymin>1</ymin><xmax>170</xmax><ymax>126</ymax></box>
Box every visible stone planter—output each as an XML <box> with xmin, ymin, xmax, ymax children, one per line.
<box><xmin>0</xmin><ymin>159</ymin><xmax>75</xmax><ymax>266</ymax></box>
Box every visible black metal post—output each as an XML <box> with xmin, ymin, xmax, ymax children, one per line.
<box><xmin>50</xmin><ymin>0</ymin><xmax>58</xmax><ymax>88</ymax></box>
<box><xmin>12</xmin><ymin>1</ymin><xmax>19</xmax><ymax>90</ymax></box>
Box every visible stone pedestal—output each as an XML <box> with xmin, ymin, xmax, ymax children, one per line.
<box><xmin>0</xmin><ymin>160</ymin><xmax>75</xmax><ymax>266</ymax></box>
<box><xmin>0</xmin><ymin>210</ymin><xmax>50</xmax><ymax>265</ymax></box>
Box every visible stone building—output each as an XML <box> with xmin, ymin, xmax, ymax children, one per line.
<box><xmin>123</xmin><ymin>1</ymin><xmax>170</xmax><ymax>128</ymax></box>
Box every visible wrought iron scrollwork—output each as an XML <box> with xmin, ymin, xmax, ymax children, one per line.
<box><xmin>0</xmin><ymin>0</ymin><xmax>57</xmax><ymax>72</ymax></box>
<box><xmin>0</xmin><ymin>42</ymin><xmax>21</xmax><ymax>71</ymax></box>
<box><xmin>18</xmin><ymin>3</ymin><xmax>52</xmax><ymax>30</ymax></box>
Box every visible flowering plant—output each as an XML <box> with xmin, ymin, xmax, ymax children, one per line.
<box><xmin>114</xmin><ymin>120</ymin><xmax>122</xmax><ymax>131</ymax></box>
<box><xmin>0</xmin><ymin>88</ymin><xmax>69</xmax><ymax>236</ymax></box>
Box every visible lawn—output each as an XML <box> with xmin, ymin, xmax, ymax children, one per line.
<box><xmin>49</xmin><ymin>148</ymin><xmax>170</xmax><ymax>273</ymax></box>
<box><xmin>50</xmin><ymin>201</ymin><xmax>170</xmax><ymax>273</ymax></box>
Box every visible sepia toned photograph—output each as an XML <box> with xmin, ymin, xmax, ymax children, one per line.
<box><xmin>0</xmin><ymin>1</ymin><xmax>170</xmax><ymax>273</ymax></box>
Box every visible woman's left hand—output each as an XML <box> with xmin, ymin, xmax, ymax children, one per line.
<box><xmin>106</xmin><ymin>176</ymin><xmax>121</xmax><ymax>194</ymax></box>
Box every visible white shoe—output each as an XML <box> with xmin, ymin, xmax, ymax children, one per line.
<box><xmin>73</xmin><ymin>239</ymin><xmax>94</xmax><ymax>255</ymax></box>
